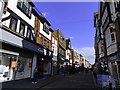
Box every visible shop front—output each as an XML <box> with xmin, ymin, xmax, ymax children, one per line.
<box><xmin>1</xmin><ymin>39</ymin><xmax>44</xmax><ymax>82</ymax></box>
<box><xmin>1</xmin><ymin>43</ymin><xmax>34</xmax><ymax>82</ymax></box>
<box><xmin>52</xmin><ymin>56</ymin><xmax>57</xmax><ymax>75</ymax></box>
<box><xmin>37</xmin><ymin>49</ymin><xmax>53</xmax><ymax>78</ymax></box>
<box><xmin>107</xmin><ymin>52</ymin><xmax>120</xmax><ymax>85</ymax></box>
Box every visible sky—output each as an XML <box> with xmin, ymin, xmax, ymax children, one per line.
<box><xmin>33</xmin><ymin>2</ymin><xmax>98</xmax><ymax>64</ymax></box>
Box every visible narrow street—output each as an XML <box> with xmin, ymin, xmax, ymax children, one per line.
<box><xmin>38</xmin><ymin>71</ymin><xmax>97</xmax><ymax>89</ymax></box>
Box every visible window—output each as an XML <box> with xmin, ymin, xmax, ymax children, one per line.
<box><xmin>111</xmin><ymin>33</ymin><xmax>115</xmax><ymax>42</ymax></box>
<box><xmin>47</xmin><ymin>41</ymin><xmax>49</xmax><ymax>48</ymax></box>
<box><xmin>43</xmin><ymin>22</ymin><xmax>49</xmax><ymax>34</ymax></box>
<box><xmin>40</xmin><ymin>37</ymin><xmax>43</xmax><ymax>45</ymax></box>
<box><xmin>31</xmin><ymin>33</ymin><xmax>34</xmax><ymax>41</ymax></box>
<box><xmin>44</xmin><ymin>39</ymin><xmax>47</xmax><ymax>48</ymax></box>
<box><xmin>17</xmin><ymin>0</ymin><xmax>32</xmax><ymax>18</ymax></box>
<box><xmin>9</xmin><ymin>17</ymin><xmax>17</xmax><ymax>31</ymax></box>
<box><xmin>26</xmin><ymin>28</ymin><xmax>31</xmax><ymax>39</ymax></box>
<box><xmin>110</xmin><ymin>28</ymin><xmax>115</xmax><ymax>42</ymax></box>
<box><xmin>19</xmin><ymin>23</ymin><xmax>25</xmax><ymax>35</ymax></box>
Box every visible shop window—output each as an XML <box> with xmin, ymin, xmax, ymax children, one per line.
<box><xmin>15</xmin><ymin>56</ymin><xmax>32</xmax><ymax>80</ymax></box>
<box><xmin>0</xmin><ymin>53</ymin><xmax>17</xmax><ymax>82</ymax></box>
<box><xmin>19</xmin><ymin>22</ymin><xmax>25</xmax><ymax>36</ymax></box>
<box><xmin>9</xmin><ymin>17</ymin><xmax>18</xmax><ymax>31</ymax></box>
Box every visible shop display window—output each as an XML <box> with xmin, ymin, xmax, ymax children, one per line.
<box><xmin>0</xmin><ymin>53</ymin><xmax>17</xmax><ymax>82</ymax></box>
<box><xmin>15</xmin><ymin>56</ymin><xmax>32</xmax><ymax>80</ymax></box>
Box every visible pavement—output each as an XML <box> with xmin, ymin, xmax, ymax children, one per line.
<box><xmin>2</xmin><ymin>74</ymin><xmax>64</xmax><ymax>90</ymax></box>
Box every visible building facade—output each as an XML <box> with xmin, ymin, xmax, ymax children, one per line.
<box><xmin>94</xmin><ymin>1</ymin><xmax>120</xmax><ymax>85</ymax></box>
<box><xmin>66</xmin><ymin>38</ymin><xmax>72</xmax><ymax>66</ymax></box>
<box><xmin>33</xmin><ymin>9</ymin><xmax>53</xmax><ymax>78</ymax></box>
<box><xmin>0</xmin><ymin>0</ymin><xmax>37</xmax><ymax>82</ymax></box>
<box><xmin>53</xmin><ymin>30</ymin><xmax>66</xmax><ymax>74</ymax></box>
<box><xmin>51</xmin><ymin>30</ymin><xmax>58</xmax><ymax>75</ymax></box>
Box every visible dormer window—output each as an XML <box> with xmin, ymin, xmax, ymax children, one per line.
<box><xmin>43</xmin><ymin>22</ymin><xmax>49</xmax><ymax>35</ymax></box>
<box><xmin>17</xmin><ymin>0</ymin><xmax>32</xmax><ymax>18</ymax></box>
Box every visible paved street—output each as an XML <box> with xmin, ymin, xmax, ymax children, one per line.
<box><xmin>38</xmin><ymin>71</ymin><xmax>97</xmax><ymax>89</ymax></box>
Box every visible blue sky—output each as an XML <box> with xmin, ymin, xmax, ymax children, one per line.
<box><xmin>33</xmin><ymin>2</ymin><xmax>98</xmax><ymax>64</ymax></box>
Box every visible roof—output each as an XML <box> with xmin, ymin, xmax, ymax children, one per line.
<box><xmin>33</xmin><ymin>8</ymin><xmax>51</xmax><ymax>26</ymax></box>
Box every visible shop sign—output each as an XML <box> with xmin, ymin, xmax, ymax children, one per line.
<box><xmin>38</xmin><ymin>48</ymin><xmax>44</xmax><ymax>54</ymax></box>
<box><xmin>44</xmin><ymin>49</ymin><xmax>47</xmax><ymax>55</ymax></box>
<box><xmin>49</xmin><ymin>51</ymin><xmax>52</xmax><ymax>56</ymax></box>
<box><xmin>11</xmin><ymin>61</ymin><xmax>16</xmax><ymax>68</ymax></box>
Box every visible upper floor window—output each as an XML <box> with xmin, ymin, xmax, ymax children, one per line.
<box><xmin>111</xmin><ymin>33</ymin><xmax>115</xmax><ymax>42</ymax></box>
<box><xmin>43</xmin><ymin>22</ymin><xmax>49</xmax><ymax>35</ymax></box>
<box><xmin>59</xmin><ymin>35</ymin><xmax>64</xmax><ymax>42</ymax></box>
<box><xmin>17</xmin><ymin>0</ymin><xmax>32</xmax><ymax>18</ymax></box>
<box><xmin>9</xmin><ymin>17</ymin><xmax>18</xmax><ymax>31</ymax></box>
<box><xmin>44</xmin><ymin>39</ymin><xmax>47</xmax><ymax>48</ymax></box>
<box><xmin>19</xmin><ymin>22</ymin><xmax>25</xmax><ymax>36</ymax></box>
<box><xmin>110</xmin><ymin>28</ymin><xmax>115</xmax><ymax>43</ymax></box>
<box><xmin>26</xmin><ymin>27</ymin><xmax>31</xmax><ymax>39</ymax></box>
<box><xmin>40</xmin><ymin>37</ymin><xmax>43</xmax><ymax>45</ymax></box>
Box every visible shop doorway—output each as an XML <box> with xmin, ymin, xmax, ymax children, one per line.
<box><xmin>37</xmin><ymin>57</ymin><xmax>44</xmax><ymax>79</ymax></box>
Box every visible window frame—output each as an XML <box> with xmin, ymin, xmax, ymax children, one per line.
<box><xmin>9</xmin><ymin>17</ymin><xmax>18</xmax><ymax>31</ymax></box>
<box><xmin>43</xmin><ymin>22</ymin><xmax>49</xmax><ymax>35</ymax></box>
<box><xmin>26</xmin><ymin>27</ymin><xmax>31</xmax><ymax>39</ymax></box>
<box><xmin>17</xmin><ymin>0</ymin><xmax>32</xmax><ymax>18</ymax></box>
<box><xmin>44</xmin><ymin>39</ymin><xmax>47</xmax><ymax>48</ymax></box>
<box><xmin>19</xmin><ymin>22</ymin><xmax>25</xmax><ymax>36</ymax></box>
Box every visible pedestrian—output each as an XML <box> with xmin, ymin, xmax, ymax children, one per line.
<box><xmin>32</xmin><ymin>67</ymin><xmax>38</xmax><ymax>84</ymax></box>
<box><xmin>63</xmin><ymin>66</ymin><xmax>66</xmax><ymax>76</ymax></box>
<box><xmin>92</xmin><ymin>68</ymin><xmax>97</xmax><ymax>84</ymax></box>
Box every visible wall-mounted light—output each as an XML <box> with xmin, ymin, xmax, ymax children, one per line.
<box><xmin>41</xmin><ymin>58</ymin><xmax>44</xmax><ymax>61</ymax></box>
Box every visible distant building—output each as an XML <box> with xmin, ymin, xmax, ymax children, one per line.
<box><xmin>52</xmin><ymin>30</ymin><xmax>66</xmax><ymax>74</ymax></box>
<box><xmin>51</xmin><ymin>29</ymin><xmax>58</xmax><ymax>75</ymax></box>
<box><xmin>66</xmin><ymin>38</ymin><xmax>72</xmax><ymax>66</ymax></box>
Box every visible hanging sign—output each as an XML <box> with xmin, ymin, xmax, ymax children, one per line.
<box><xmin>11</xmin><ymin>61</ymin><xmax>16</xmax><ymax>68</ymax></box>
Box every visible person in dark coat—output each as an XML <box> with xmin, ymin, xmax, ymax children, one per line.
<box><xmin>32</xmin><ymin>67</ymin><xmax>38</xmax><ymax>83</ymax></box>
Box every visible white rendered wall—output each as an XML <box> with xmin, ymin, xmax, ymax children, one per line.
<box><xmin>6</xmin><ymin>0</ymin><xmax>35</xmax><ymax>28</ymax></box>
<box><xmin>40</xmin><ymin>22</ymin><xmax>51</xmax><ymax>40</ymax></box>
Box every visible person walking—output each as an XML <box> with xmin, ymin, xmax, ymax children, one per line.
<box><xmin>32</xmin><ymin>67</ymin><xmax>38</xmax><ymax>84</ymax></box>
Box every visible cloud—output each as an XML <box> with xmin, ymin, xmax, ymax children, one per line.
<box><xmin>74</xmin><ymin>47</ymin><xmax>95</xmax><ymax>64</ymax></box>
